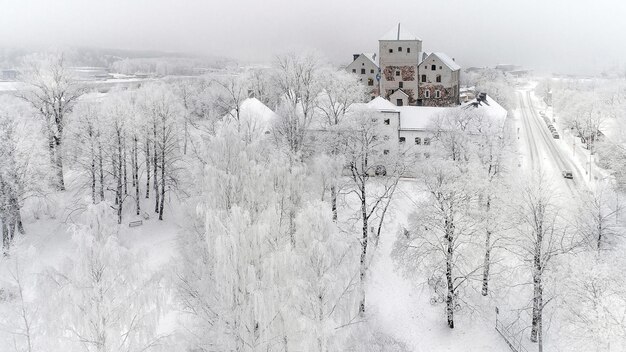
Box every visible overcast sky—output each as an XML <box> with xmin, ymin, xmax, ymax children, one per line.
<box><xmin>1</xmin><ymin>0</ymin><xmax>624</xmax><ymax>74</ymax></box>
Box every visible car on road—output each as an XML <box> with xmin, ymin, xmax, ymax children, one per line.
<box><xmin>562</xmin><ymin>170</ymin><xmax>573</xmax><ymax>179</ymax></box>
<box><xmin>552</xmin><ymin>132</ymin><xmax>560</xmax><ymax>139</ymax></box>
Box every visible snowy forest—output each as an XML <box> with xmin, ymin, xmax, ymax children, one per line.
<box><xmin>0</xmin><ymin>48</ymin><xmax>625</xmax><ymax>352</ymax></box>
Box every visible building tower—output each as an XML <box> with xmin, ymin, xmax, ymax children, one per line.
<box><xmin>378</xmin><ymin>23</ymin><xmax>422</xmax><ymax>106</ymax></box>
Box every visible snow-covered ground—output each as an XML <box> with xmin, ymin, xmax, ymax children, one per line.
<box><xmin>366</xmin><ymin>180</ymin><xmax>511</xmax><ymax>351</ymax></box>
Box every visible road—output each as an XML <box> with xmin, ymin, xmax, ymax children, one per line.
<box><xmin>517</xmin><ymin>89</ymin><xmax>583</xmax><ymax>197</ymax></box>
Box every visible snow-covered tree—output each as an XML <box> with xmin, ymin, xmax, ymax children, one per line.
<box><xmin>393</xmin><ymin>159</ymin><xmax>482</xmax><ymax>329</ymax></box>
<box><xmin>18</xmin><ymin>53</ymin><xmax>85</xmax><ymax>190</ymax></box>
<box><xmin>316</xmin><ymin>69</ymin><xmax>365</xmax><ymax>221</ymax></box>
<box><xmin>341</xmin><ymin>107</ymin><xmax>405</xmax><ymax>316</ymax></box>
<box><xmin>42</xmin><ymin>204</ymin><xmax>166</xmax><ymax>352</ymax></box>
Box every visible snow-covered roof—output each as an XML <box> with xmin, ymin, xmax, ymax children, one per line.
<box><xmin>379</xmin><ymin>23</ymin><xmax>421</xmax><ymax>41</ymax></box>
<box><xmin>223</xmin><ymin>97</ymin><xmax>279</xmax><ymax>133</ymax></box>
<box><xmin>422</xmin><ymin>52</ymin><xmax>461</xmax><ymax>71</ymax></box>
<box><xmin>461</xmin><ymin>94</ymin><xmax>507</xmax><ymax>122</ymax></box>
<box><xmin>398</xmin><ymin>106</ymin><xmax>453</xmax><ymax>130</ymax></box>
<box><xmin>367</xmin><ymin>97</ymin><xmax>399</xmax><ymax>112</ymax></box>
<box><xmin>363</xmin><ymin>53</ymin><xmax>379</xmax><ymax>67</ymax></box>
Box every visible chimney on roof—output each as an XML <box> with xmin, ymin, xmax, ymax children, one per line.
<box><xmin>372</xmin><ymin>53</ymin><xmax>376</xmax><ymax>61</ymax></box>
<box><xmin>353</xmin><ymin>54</ymin><xmax>360</xmax><ymax>61</ymax></box>
<box><xmin>397</xmin><ymin>23</ymin><xmax>401</xmax><ymax>40</ymax></box>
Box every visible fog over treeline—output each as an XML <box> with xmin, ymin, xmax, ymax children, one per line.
<box><xmin>1</xmin><ymin>0</ymin><xmax>624</xmax><ymax>75</ymax></box>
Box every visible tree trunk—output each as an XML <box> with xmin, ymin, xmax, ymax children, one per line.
<box><xmin>98</xmin><ymin>143</ymin><xmax>105</xmax><ymax>202</ymax></box>
<box><xmin>123</xmin><ymin>138</ymin><xmax>128</xmax><ymax>196</ymax></box>
<box><xmin>91</xmin><ymin>146</ymin><xmax>96</xmax><ymax>204</ymax></box>
<box><xmin>153</xmin><ymin>127</ymin><xmax>159</xmax><ymax>213</ymax></box>
<box><xmin>2</xmin><ymin>217</ymin><xmax>9</xmax><ymax>254</ymax></box>
<box><xmin>445</xmin><ymin>221</ymin><xmax>455</xmax><ymax>329</ymax></box>
<box><xmin>358</xmin><ymin>183</ymin><xmax>368</xmax><ymax>316</ymax></box>
<box><xmin>330</xmin><ymin>185</ymin><xmax>338</xmax><ymax>222</ymax></box>
<box><xmin>183</xmin><ymin>119</ymin><xmax>188</xmax><ymax>155</ymax></box>
<box><xmin>134</xmin><ymin>137</ymin><xmax>141</xmax><ymax>216</ymax></box>
<box><xmin>530</xmin><ymin>244</ymin><xmax>543</xmax><ymax>343</ymax></box>
<box><xmin>482</xmin><ymin>197</ymin><xmax>492</xmax><ymax>296</ymax></box>
<box><xmin>145</xmin><ymin>135</ymin><xmax>151</xmax><ymax>199</ymax></box>
<box><xmin>55</xmin><ymin>137</ymin><xmax>65</xmax><ymax>191</ymax></box>
<box><xmin>9</xmin><ymin>195</ymin><xmax>24</xmax><ymax>235</ymax></box>
<box><xmin>159</xmin><ymin>132</ymin><xmax>166</xmax><ymax>221</ymax></box>
<box><xmin>117</xmin><ymin>131</ymin><xmax>124</xmax><ymax>225</ymax></box>
<box><xmin>481</xmin><ymin>230</ymin><xmax>492</xmax><ymax>296</ymax></box>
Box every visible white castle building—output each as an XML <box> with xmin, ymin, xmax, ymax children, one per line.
<box><xmin>348</xmin><ymin>23</ymin><xmax>461</xmax><ymax>107</ymax></box>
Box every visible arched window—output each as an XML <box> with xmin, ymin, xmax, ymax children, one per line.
<box><xmin>435</xmin><ymin>90</ymin><xmax>441</xmax><ymax>98</ymax></box>
<box><xmin>436</xmin><ymin>74</ymin><xmax>441</xmax><ymax>83</ymax></box>
<box><xmin>425</xmin><ymin>90</ymin><xmax>430</xmax><ymax>98</ymax></box>
<box><xmin>421</xmin><ymin>74</ymin><xmax>427</xmax><ymax>82</ymax></box>
<box><xmin>368</xmin><ymin>78</ymin><xmax>374</xmax><ymax>86</ymax></box>
<box><xmin>415</xmin><ymin>137</ymin><xmax>421</xmax><ymax>145</ymax></box>
<box><xmin>398</xmin><ymin>47</ymin><xmax>403</xmax><ymax>52</ymax></box>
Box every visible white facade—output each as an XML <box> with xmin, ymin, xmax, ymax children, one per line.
<box><xmin>418</xmin><ymin>52</ymin><xmax>461</xmax><ymax>107</ymax></box>
<box><xmin>346</xmin><ymin>53</ymin><xmax>379</xmax><ymax>99</ymax></box>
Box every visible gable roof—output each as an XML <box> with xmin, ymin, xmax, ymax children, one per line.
<box><xmin>379</xmin><ymin>23</ymin><xmax>421</xmax><ymax>41</ymax></box>
<box><xmin>367</xmin><ymin>96</ymin><xmax>399</xmax><ymax>112</ymax></box>
<box><xmin>389</xmin><ymin>89</ymin><xmax>409</xmax><ymax>98</ymax></box>
<box><xmin>363</xmin><ymin>53</ymin><xmax>379</xmax><ymax>67</ymax></box>
<box><xmin>422</xmin><ymin>52</ymin><xmax>460</xmax><ymax>71</ymax></box>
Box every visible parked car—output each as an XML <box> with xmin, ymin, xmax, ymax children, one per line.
<box><xmin>562</xmin><ymin>170</ymin><xmax>573</xmax><ymax>179</ymax></box>
<box><xmin>553</xmin><ymin>132</ymin><xmax>560</xmax><ymax>139</ymax></box>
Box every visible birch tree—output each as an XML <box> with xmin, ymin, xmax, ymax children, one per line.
<box><xmin>341</xmin><ymin>107</ymin><xmax>405</xmax><ymax>316</ymax></box>
<box><xmin>42</xmin><ymin>204</ymin><xmax>166</xmax><ymax>352</ymax></box>
<box><xmin>18</xmin><ymin>53</ymin><xmax>85</xmax><ymax>191</ymax></box>
<box><xmin>393</xmin><ymin>159</ymin><xmax>482</xmax><ymax>329</ymax></box>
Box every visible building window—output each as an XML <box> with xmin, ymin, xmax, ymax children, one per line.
<box><xmin>396</xmin><ymin>99</ymin><xmax>403</xmax><ymax>106</ymax></box>
<box><xmin>436</xmin><ymin>75</ymin><xmax>441</xmax><ymax>83</ymax></box>
<box><xmin>439</xmin><ymin>66</ymin><xmax>442</xmax><ymax>69</ymax></box>
<box><xmin>415</xmin><ymin>137</ymin><xmax>421</xmax><ymax>145</ymax></box>
<box><xmin>370</xmin><ymin>69</ymin><xmax>374</xmax><ymax>74</ymax></box>
<box><xmin>384</xmin><ymin>118</ymin><xmax>390</xmax><ymax>125</ymax></box>
<box><xmin>435</xmin><ymin>90</ymin><xmax>441</xmax><ymax>98</ymax></box>
<box><xmin>389</xmin><ymin>49</ymin><xmax>393</xmax><ymax>53</ymax></box>
<box><xmin>421</xmin><ymin>74</ymin><xmax>426</xmax><ymax>82</ymax></box>
<box><xmin>352</xmin><ymin>69</ymin><xmax>356</xmax><ymax>73</ymax></box>
<box><xmin>425</xmin><ymin>90</ymin><xmax>430</xmax><ymax>98</ymax></box>
<box><xmin>399</xmin><ymin>81</ymin><xmax>403</xmax><ymax>88</ymax></box>
<box><xmin>431</xmin><ymin>65</ymin><xmax>436</xmax><ymax>70</ymax></box>
<box><xmin>424</xmin><ymin>138</ymin><xmax>431</xmax><ymax>145</ymax></box>
<box><xmin>398</xmin><ymin>47</ymin><xmax>402</xmax><ymax>52</ymax></box>
<box><xmin>384</xmin><ymin>135</ymin><xmax>389</xmax><ymax>141</ymax></box>
<box><xmin>407</xmin><ymin>47</ymin><xmax>411</xmax><ymax>53</ymax></box>
<box><xmin>368</xmin><ymin>78</ymin><xmax>373</xmax><ymax>86</ymax></box>
<box><xmin>399</xmin><ymin>137</ymin><xmax>406</xmax><ymax>143</ymax></box>
<box><xmin>361</xmin><ymin>68</ymin><xmax>366</xmax><ymax>74</ymax></box>
<box><xmin>383</xmin><ymin>149</ymin><xmax>390</xmax><ymax>155</ymax></box>
<box><xmin>395</xmin><ymin>70</ymin><xmax>400</xmax><ymax>76</ymax></box>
